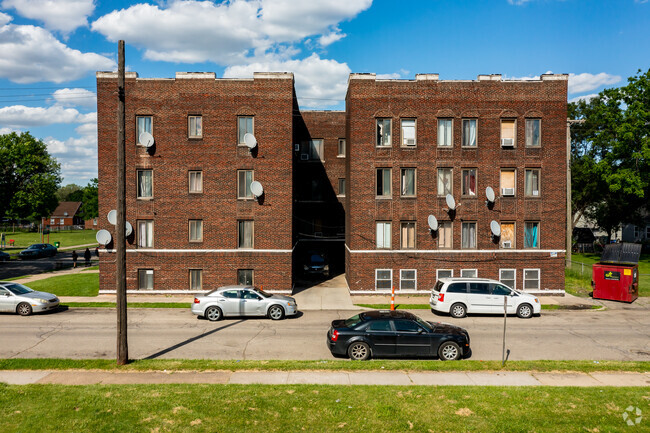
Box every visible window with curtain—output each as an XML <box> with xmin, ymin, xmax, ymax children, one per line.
<box><xmin>237</xmin><ymin>116</ymin><xmax>254</xmax><ymax>144</ymax></box>
<box><xmin>137</xmin><ymin>170</ymin><xmax>153</xmax><ymax>198</ymax></box>
<box><xmin>525</xmin><ymin>119</ymin><xmax>541</xmax><ymax>147</ymax></box>
<box><xmin>400</xmin><ymin>222</ymin><xmax>416</xmax><ymax>249</ymax></box>
<box><xmin>189</xmin><ymin>269</ymin><xmax>202</xmax><ymax>290</ymax></box>
<box><xmin>501</xmin><ymin>222</ymin><xmax>515</xmax><ymax>249</ymax></box>
<box><xmin>376</xmin><ymin>118</ymin><xmax>392</xmax><ymax>147</ymax></box>
<box><xmin>461</xmin><ymin>269</ymin><xmax>477</xmax><ymax>278</ymax></box>
<box><xmin>237</xmin><ymin>170</ymin><xmax>253</xmax><ymax>199</ymax></box>
<box><xmin>308</xmin><ymin>139</ymin><xmax>324</xmax><ymax>161</ymax></box>
<box><xmin>338</xmin><ymin>139</ymin><xmax>346</xmax><ymax>156</ymax></box>
<box><xmin>501</xmin><ymin>119</ymin><xmax>516</xmax><ymax>146</ymax></box>
<box><xmin>437</xmin><ymin>269</ymin><xmax>453</xmax><ymax>279</ymax></box>
<box><xmin>375</xmin><ymin>269</ymin><xmax>392</xmax><ymax>290</ymax></box>
<box><xmin>400</xmin><ymin>269</ymin><xmax>416</xmax><ymax>290</ymax></box>
<box><xmin>462</xmin><ymin>222</ymin><xmax>476</xmax><ymax>249</ymax></box>
<box><xmin>189</xmin><ymin>171</ymin><xmax>202</xmax><ymax>193</ymax></box>
<box><xmin>525</xmin><ymin>169</ymin><xmax>540</xmax><ymax>196</ymax></box>
<box><xmin>188</xmin><ymin>116</ymin><xmax>202</xmax><ymax>138</ymax></box>
<box><xmin>376</xmin><ymin>168</ymin><xmax>391</xmax><ymax>197</ymax></box>
<box><xmin>438</xmin><ymin>119</ymin><xmax>453</xmax><ymax>147</ymax></box>
<box><xmin>401</xmin><ymin>168</ymin><xmax>416</xmax><ymax>196</ymax></box>
<box><xmin>136</xmin><ymin>116</ymin><xmax>152</xmax><ymax>144</ymax></box>
<box><xmin>524</xmin><ymin>269</ymin><xmax>540</xmax><ymax>290</ymax></box>
<box><xmin>462</xmin><ymin>169</ymin><xmax>476</xmax><ymax>196</ymax></box>
<box><xmin>137</xmin><ymin>220</ymin><xmax>153</xmax><ymax>248</ymax></box>
<box><xmin>238</xmin><ymin>220</ymin><xmax>254</xmax><ymax>248</ymax></box>
<box><xmin>338</xmin><ymin>178</ymin><xmax>345</xmax><ymax>196</ymax></box>
<box><xmin>437</xmin><ymin>168</ymin><xmax>452</xmax><ymax>196</ymax></box>
<box><xmin>189</xmin><ymin>220</ymin><xmax>203</xmax><ymax>242</ymax></box>
<box><xmin>438</xmin><ymin>221</ymin><xmax>452</xmax><ymax>249</ymax></box>
<box><xmin>524</xmin><ymin>222</ymin><xmax>539</xmax><ymax>248</ymax></box>
<box><xmin>238</xmin><ymin>269</ymin><xmax>254</xmax><ymax>285</ymax></box>
<box><xmin>500</xmin><ymin>269</ymin><xmax>516</xmax><ymax>290</ymax></box>
<box><xmin>376</xmin><ymin>222</ymin><xmax>391</xmax><ymax>249</ymax></box>
<box><xmin>401</xmin><ymin>119</ymin><xmax>416</xmax><ymax>146</ymax></box>
<box><xmin>500</xmin><ymin>169</ymin><xmax>516</xmax><ymax>196</ymax></box>
<box><xmin>138</xmin><ymin>269</ymin><xmax>154</xmax><ymax>290</ymax></box>
<box><xmin>462</xmin><ymin>119</ymin><xmax>477</xmax><ymax>147</ymax></box>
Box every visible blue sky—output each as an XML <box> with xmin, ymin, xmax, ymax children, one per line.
<box><xmin>0</xmin><ymin>0</ymin><xmax>648</xmax><ymax>186</ymax></box>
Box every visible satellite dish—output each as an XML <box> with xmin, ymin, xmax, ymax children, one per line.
<box><xmin>486</xmin><ymin>186</ymin><xmax>495</xmax><ymax>203</ymax></box>
<box><xmin>243</xmin><ymin>133</ymin><xmax>257</xmax><ymax>149</ymax></box>
<box><xmin>125</xmin><ymin>221</ymin><xmax>132</xmax><ymax>237</ymax></box>
<box><xmin>139</xmin><ymin>132</ymin><xmax>154</xmax><ymax>148</ymax></box>
<box><xmin>490</xmin><ymin>220</ymin><xmax>501</xmax><ymax>237</ymax></box>
<box><xmin>445</xmin><ymin>194</ymin><xmax>456</xmax><ymax>210</ymax></box>
<box><xmin>250</xmin><ymin>181</ymin><xmax>264</xmax><ymax>198</ymax></box>
<box><xmin>427</xmin><ymin>215</ymin><xmax>438</xmax><ymax>231</ymax></box>
<box><xmin>107</xmin><ymin>210</ymin><xmax>117</xmax><ymax>225</ymax></box>
<box><xmin>96</xmin><ymin>229</ymin><xmax>112</xmax><ymax>245</ymax></box>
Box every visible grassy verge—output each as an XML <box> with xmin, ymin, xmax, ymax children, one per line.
<box><xmin>0</xmin><ymin>229</ymin><xmax>97</xmax><ymax>249</ymax></box>
<box><xmin>0</xmin><ymin>358</ymin><xmax>648</xmax><ymax>373</ymax></box>
<box><xmin>0</xmin><ymin>384</ymin><xmax>646</xmax><ymax>433</ymax></box>
<box><xmin>62</xmin><ymin>302</ymin><xmax>189</xmax><ymax>308</ymax></box>
<box><xmin>570</xmin><ymin>252</ymin><xmax>650</xmax><ymax>297</ymax></box>
<box><xmin>82</xmin><ymin>265</ymin><xmax>99</xmax><ymax>271</ymax></box>
<box><xmin>27</xmin><ymin>273</ymin><xmax>98</xmax><ymax>296</ymax></box>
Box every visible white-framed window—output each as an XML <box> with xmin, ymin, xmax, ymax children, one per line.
<box><xmin>524</xmin><ymin>221</ymin><xmax>539</xmax><ymax>248</ymax></box>
<box><xmin>400</xmin><ymin>222</ymin><xmax>416</xmax><ymax>250</ymax></box>
<box><xmin>137</xmin><ymin>220</ymin><xmax>153</xmax><ymax>248</ymax></box>
<box><xmin>461</xmin><ymin>222</ymin><xmax>476</xmax><ymax>249</ymax></box>
<box><xmin>189</xmin><ymin>171</ymin><xmax>203</xmax><ymax>193</ymax></box>
<box><xmin>376</xmin><ymin>168</ymin><xmax>392</xmax><ymax>198</ymax></box>
<box><xmin>305</xmin><ymin>139</ymin><xmax>324</xmax><ymax>161</ymax></box>
<box><xmin>136</xmin><ymin>116</ymin><xmax>152</xmax><ymax>145</ymax></box>
<box><xmin>189</xmin><ymin>219</ymin><xmax>203</xmax><ymax>242</ymax></box>
<box><xmin>238</xmin><ymin>269</ymin><xmax>254</xmax><ymax>286</ymax></box>
<box><xmin>238</xmin><ymin>220</ymin><xmax>254</xmax><ymax>249</ymax></box>
<box><xmin>188</xmin><ymin>115</ymin><xmax>202</xmax><ymax>138</ymax></box>
<box><xmin>401</xmin><ymin>119</ymin><xmax>416</xmax><ymax>146</ymax></box>
<box><xmin>438</xmin><ymin>118</ymin><xmax>453</xmax><ymax>147</ymax></box>
<box><xmin>500</xmin><ymin>222</ymin><xmax>515</xmax><ymax>249</ymax></box>
<box><xmin>525</xmin><ymin>119</ymin><xmax>541</xmax><ymax>147</ymax></box>
<box><xmin>501</xmin><ymin>119</ymin><xmax>516</xmax><ymax>147</ymax></box>
<box><xmin>50</xmin><ymin>218</ymin><xmax>54</xmax><ymax>225</ymax></box>
<box><xmin>436</xmin><ymin>269</ymin><xmax>453</xmax><ymax>279</ymax></box>
<box><xmin>525</xmin><ymin>169</ymin><xmax>540</xmax><ymax>197</ymax></box>
<box><xmin>60</xmin><ymin>218</ymin><xmax>64</xmax><ymax>224</ymax></box>
<box><xmin>438</xmin><ymin>221</ymin><xmax>452</xmax><ymax>249</ymax></box>
<box><xmin>237</xmin><ymin>116</ymin><xmax>254</xmax><ymax>145</ymax></box>
<box><xmin>376</xmin><ymin>118</ymin><xmax>392</xmax><ymax>147</ymax></box>
<box><xmin>462</xmin><ymin>119</ymin><xmax>477</xmax><ymax>147</ymax></box>
<box><xmin>500</xmin><ymin>169</ymin><xmax>516</xmax><ymax>197</ymax></box>
<box><xmin>634</xmin><ymin>225</ymin><xmax>640</xmax><ymax>238</ymax></box>
<box><xmin>137</xmin><ymin>169</ymin><xmax>153</xmax><ymax>199</ymax></box>
<box><xmin>400</xmin><ymin>269</ymin><xmax>417</xmax><ymax>290</ymax></box>
<box><xmin>138</xmin><ymin>269</ymin><xmax>154</xmax><ymax>290</ymax></box>
<box><xmin>500</xmin><ymin>269</ymin><xmax>516</xmax><ymax>290</ymax></box>
<box><xmin>460</xmin><ymin>269</ymin><xmax>477</xmax><ymax>278</ymax></box>
<box><xmin>401</xmin><ymin>168</ymin><xmax>416</xmax><ymax>197</ymax></box>
<box><xmin>376</xmin><ymin>221</ymin><xmax>391</xmax><ymax>249</ymax></box>
<box><xmin>237</xmin><ymin>170</ymin><xmax>253</xmax><ymax>199</ymax></box>
<box><xmin>523</xmin><ymin>269</ymin><xmax>540</xmax><ymax>291</ymax></box>
<box><xmin>437</xmin><ymin>168</ymin><xmax>453</xmax><ymax>196</ymax></box>
<box><xmin>462</xmin><ymin>168</ymin><xmax>476</xmax><ymax>196</ymax></box>
<box><xmin>189</xmin><ymin>269</ymin><xmax>202</xmax><ymax>291</ymax></box>
<box><xmin>375</xmin><ymin>269</ymin><xmax>392</xmax><ymax>291</ymax></box>
<box><xmin>338</xmin><ymin>178</ymin><xmax>345</xmax><ymax>196</ymax></box>
<box><xmin>338</xmin><ymin>139</ymin><xmax>346</xmax><ymax>157</ymax></box>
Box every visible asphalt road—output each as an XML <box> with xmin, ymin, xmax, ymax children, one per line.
<box><xmin>1</xmin><ymin>307</ymin><xmax>649</xmax><ymax>361</ymax></box>
<box><xmin>0</xmin><ymin>252</ymin><xmax>97</xmax><ymax>280</ymax></box>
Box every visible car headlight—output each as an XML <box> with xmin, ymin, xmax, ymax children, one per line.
<box><xmin>323</xmin><ymin>265</ymin><xmax>329</xmax><ymax>271</ymax></box>
<box><xmin>35</xmin><ymin>298</ymin><xmax>49</xmax><ymax>304</ymax></box>
<box><xmin>303</xmin><ymin>265</ymin><xmax>309</xmax><ymax>271</ymax></box>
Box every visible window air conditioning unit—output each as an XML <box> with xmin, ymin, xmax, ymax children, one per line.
<box><xmin>404</xmin><ymin>138</ymin><xmax>416</xmax><ymax>146</ymax></box>
<box><xmin>294</xmin><ymin>143</ymin><xmax>300</xmax><ymax>152</ymax></box>
<box><xmin>502</xmin><ymin>187</ymin><xmax>515</xmax><ymax>196</ymax></box>
<box><xmin>501</xmin><ymin>138</ymin><xmax>514</xmax><ymax>147</ymax></box>
<box><xmin>532</xmin><ymin>190</ymin><xmax>539</xmax><ymax>196</ymax></box>
<box><xmin>300</xmin><ymin>154</ymin><xmax>309</xmax><ymax>160</ymax></box>
<box><xmin>502</xmin><ymin>241</ymin><xmax>512</xmax><ymax>248</ymax></box>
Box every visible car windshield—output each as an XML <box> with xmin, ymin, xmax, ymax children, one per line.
<box><xmin>414</xmin><ymin>316</ymin><xmax>433</xmax><ymax>332</ymax></box>
<box><xmin>28</xmin><ymin>244</ymin><xmax>42</xmax><ymax>249</ymax></box>
<box><xmin>310</xmin><ymin>254</ymin><xmax>324</xmax><ymax>264</ymax></box>
<box><xmin>252</xmin><ymin>287</ymin><xmax>272</xmax><ymax>298</ymax></box>
<box><xmin>4</xmin><ymin>283</ymin><xmax>34</xmax><ymax>295</ymax></box>
<box><xmin>344</xmin><ymin>314</ymin><xmax>364</xmax><ymax>328</ymax></box>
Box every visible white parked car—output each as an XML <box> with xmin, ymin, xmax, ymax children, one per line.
<box><xmin>429</xmin><ymin>278</ymin><xmax>541</xmax><ymax>319</ymax></box>
<box><xmin>0</xmin><ymin>282</ymin><xmax>60</xmax><ymax>316</ymax></box>
<box><xmin>191</xmin><ymin>285</ymin><xmax>298</xmax><ymax>321</ymax></box>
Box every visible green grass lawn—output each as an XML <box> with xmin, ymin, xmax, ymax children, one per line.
<box><xmin>27</xmin><ymin>273</ymin><xmax>98</xmax><ymax>296</ymax></box>
<box><xmin>569</xmin><ymin>252</ymin><xmax>650</xmax><ymax>297</ymax></box>
<box><xmin>0</xmin><ymin>384</ymin><xmax>646</xmax><ymax>433</ymax></box>
<box><xmin>0</xmin><ymin>229</ymin><xmax>97</xmax><ymax>250</ymax></box>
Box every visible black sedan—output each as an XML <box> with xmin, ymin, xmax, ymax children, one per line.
<box><xmin>18</xmin><ymin>243</ymin><xmax>57</xmax><ymax>260</ymax></box>
<box><xmin>327</xmin><ymin>310</ymin><xmax>471</xmax><ymax>361</ymax></box>
<box><xmin>0</xmin><ymin>251</ymin><xmax>9</xmax><ymax>261</ymax></box>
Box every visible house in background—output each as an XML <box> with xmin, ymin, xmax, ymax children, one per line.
<box><xmin>42</xmin><ymin>202</ymin><xmax>84</xmax><ymax>230</ymax></box>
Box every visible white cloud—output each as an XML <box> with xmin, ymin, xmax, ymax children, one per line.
<box><xmin>508</xmin><ymin>0</ymin><xmax>532</xmax><ymax>4</ymax></box>
<box><xmin>0</xmin><ymin>11</ymin><xmax>12</xmax><ymax>25</ymax></box>
<box><xmin>0</xmin><ymin>21</ymin><xmax>115</xmax><ymax>83</ymax></box>
<box><xmin>0</xmin><ymin>104</ymin><xmax>93</xmax><ymax>128</ymax></box>
<box><xmin>44</xmin><ymin>121</ymin><xmax>97</xmax><ymax>184</ymax></box>
<box><xmin>52</xmin><ymin>88</ymin><xmax>97</xmax><ymax>108</ymax></box>
<box><xmin>224</xmin><ymin>53</ymin><xmax>350</xmax><ymax>108</ymax></box>
<box><xmin>569</xmin><ymin>94</ymin><xmax>598</xmax><ymax>103</ymax></box>
<box><xmin>568</xmin><ymin>72</ymin><xmax>621</xmax><ymax>94</ymax></box>
<box><xmin>318</xmin><ymin>28</ymin><xmax>345</xmax><ymax>47</ymax></box>
<box><xmin>1</xmin><ymin>0</ymin><xmax>95</xmax><ymax>34</ymax></box>
<box><xmin>0</xmin><ymin>126</ymin><xmax>18</xmax><ymax>134</ymax></box>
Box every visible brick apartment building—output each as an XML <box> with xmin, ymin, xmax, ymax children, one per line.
<box><xmin>96</xmin><ymin>71</ymin><xmax>567</xmax><ymax>294</ymax></box>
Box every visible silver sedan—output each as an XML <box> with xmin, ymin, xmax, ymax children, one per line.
<box><xmin>191</xmin><ymin>285</ymin><xmax>298</xmax><ymax>321</ymax></box>
<box><xmin>0</xmin><ymin>282</ymin><xmax>60</xmax><ymax>316</ymax></box>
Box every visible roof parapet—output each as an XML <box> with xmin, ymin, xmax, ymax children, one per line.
<box><xmin>349</xmin><ymin>73</ymin><xmax>377</xmax><ymax>80</ymax></box>
<box><xmin>477</xmin><ymin>74</ymin><xmax>502</xmax><ymax>81</ymax></box>
<box><xmin>176</xmin><ymin>72</ymin><xmax>216</xmax><ymax>79</ymax></box>
<box><xmin>415</xmin><ymin>74</ymin><xmax>439</xmax><ymax>81</ymax></box>
<box><xmin>253</xmin><ymin>72</ymin><xmax>294</xmax><ymax>80</ymax></box>
<box><xmin>96</xmin><ymin>71</ymin><xmax>138</xmax><ymax>79</ymax></box>
<box><xmin>541</xmin><ymin>74</ymin><xmax>569</xmax><ymax>81</ymax></box>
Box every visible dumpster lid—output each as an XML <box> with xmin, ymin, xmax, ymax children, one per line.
<box><xmin>600</xmin><ymin>242</ymin><xmax>641</xmax><ymax>265</ymax></box>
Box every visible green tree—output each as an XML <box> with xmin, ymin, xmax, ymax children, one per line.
<box><xmin>80</xmin><ymin>178</ymin><xmax>98</xmax><ymax>220</ymax></box>
<box><xmin>0</xmin><ymin>132</ymin><xmax>62</xmax><ymax>222</ymax></box>
<box><xmin>56</xmin><ymin>184</ymin><xmax>83</xmax><ymax>202</ymax></box>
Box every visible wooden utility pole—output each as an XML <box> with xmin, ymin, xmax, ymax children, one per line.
<box><xmin>116</xmin><ymin>40</ymin><xmax>128</xmax><ymax>364</ymax></box>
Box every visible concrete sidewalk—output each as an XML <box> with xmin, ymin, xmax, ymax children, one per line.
<box><xmin>0</xmin><ymin>369</ymin><xmax>647</xmax><ymax>386</ymax></box>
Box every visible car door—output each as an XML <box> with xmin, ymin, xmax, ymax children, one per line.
<box><xmin>363</xmin><ymin>320</ymin><xmax>396</xmax><ymax>356</ymax></box>
<box><xmin>218</xmin><ymin>290</ymin><xmax>242</xmax><ymax>316</ymax></box>
<box><xmin>488</xmin><ymin>283</ymin><xmax>516</xmax><ymax>313</ymax></box>
<box><xmin>394</xmin><ymin>319</ymin><xmax>432</xmax><ymax>357</ymax></box>
<box><xmin>241</xmin><ymin>290</ymin><xmax>265</xmax><ymax>316</ymax></box>
<box><xmin>467</xmin><ymin>282</ymin><xmax>491</xmax><ymax>313</ymax></box>
<box><xmin>0</xmin><ymin>288</ymin><xmax>16</xmax><ymax>312</ymax></box>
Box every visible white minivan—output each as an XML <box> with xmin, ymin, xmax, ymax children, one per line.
<box><xmin>429</xmin><ymin>278</ymin><xmax>541</xmax><ymax>319</ymax></box>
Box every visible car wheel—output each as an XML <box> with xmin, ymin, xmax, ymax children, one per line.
<box><xmin>517</xmin><ymin>303</ymin><xmax>533</xmax><ymax>319</ymax></box>
<box><xmin>205</xmin><ymin>306</ymin><xmax>223</xmax><ymax>322</ymax></box>
<box><xmin>348</xmin><ymin>341</ymin><xmax>370</xmax><ymax>361</ymax></box>
<box><xmin>17</xmin><ymin>302</ymin><xmax>33</xmax><ymax>316</ymax></box>
<box><xmin>438</xmin><ymin>341</ymin><xmax>461</xmax><ymax>361</ymax></box>
<box><xmin>450</xmin><ymin>303</ymin><xmax>467</xmax><ymax>319</ymax></box>
<box><xmin>268</xmin><ymin>305</ymin><xmax>285</xmax><ymax>321</ymax></box>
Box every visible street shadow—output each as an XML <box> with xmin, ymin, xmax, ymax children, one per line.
<box><xmin>144</xmin><ymin>319</ymin><xmax>245</xmax><ymax>359</ymax></box>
